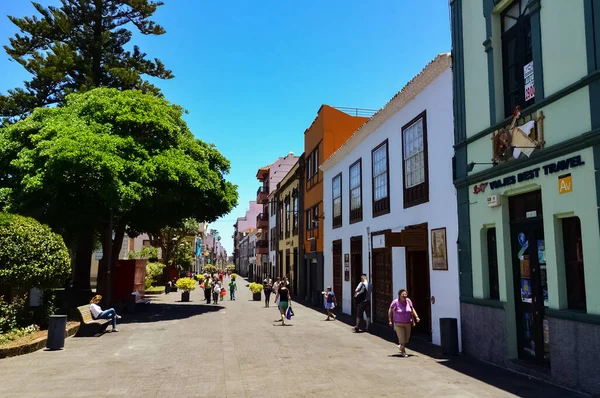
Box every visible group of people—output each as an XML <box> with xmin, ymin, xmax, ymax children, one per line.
<box><xmin>322</xmin><ymin>273</ymin><xmax>421</xmax><ymax>357</ymax></box>
<box><xmin>201</xmin><ymin>271</ymin><xmax>237</xmax><ymax>304</ymax></box>
<box><xmin>262</xmin><ymin>277</ymin><xmax>292</xmax><ymax>326</ymax></box>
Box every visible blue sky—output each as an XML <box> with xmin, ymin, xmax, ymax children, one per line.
<box><xmin>0</xmin><ymin>0</ymin><xmax>451</xmax><ymax>254</ymax></box>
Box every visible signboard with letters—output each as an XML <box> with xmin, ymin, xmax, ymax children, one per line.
<box><xmin>524</xmin><ymin>61</ymin><xmax>535</xmax><ymax>101</ymax></box>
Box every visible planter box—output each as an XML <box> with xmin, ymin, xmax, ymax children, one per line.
<box><xmin>252</xmin><ymin>292</ymin><xmax>261</xmax><ymax>301</ymax></box>
<box><xmin>181</xmin><ymin>291</ymin><xmax>190</xmax><ymax>302</ymax></box>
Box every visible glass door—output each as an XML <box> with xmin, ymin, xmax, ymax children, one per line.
<box><xmin>511</xmin><ymin>220</ymin><xmax>550</xmax><ymax>366</ymax></box>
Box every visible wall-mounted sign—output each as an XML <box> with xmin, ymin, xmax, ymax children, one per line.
<box><xmin>558</xmin><ymin>173</ymin><xmax>573</xmax><ymax>194</ymax></box>
<box><xmin>487</xmin><ymin>155</ymin><xmax>584</xmax><ymax>191</ymax></box>
<box><xmin>473</xmin><ymin>182</ymin><xmax>488</xmax><ymax>195</ymax></box>
<box><xmin>487</xmin><ymin>194</ymin><xmax>500</xmax><ymax>207</ymax></box>
<box><xmin>431</xmin><ymin>228</ymin><xmax>448</xmax><ymax>271</ymax></box>
<box><xmin>524</xmin><ymin>61</ymin><xmax>535</xmax><ymax>102</ymax></box>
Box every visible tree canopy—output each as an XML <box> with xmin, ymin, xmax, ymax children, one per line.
<box><xmin>1</xmin><ymin>0</ymin><xmax>172</xmax><ymax>121</ymax></box>
<box><xmin>0</xmin><ymin>88</ymin><xmax>238</xmax><ymax>291</ymax></box>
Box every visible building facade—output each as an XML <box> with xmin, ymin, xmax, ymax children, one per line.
<box><xmin>276</xmin><ymin>160</ymin><xmax>302</xmax><ymax>294</ymax></box>
<box><xmin>233</xmin><ymin>201</ymin><xmax>261</xmax><ymax>273</ymax></box>
<box><xmin>322</xmin><ymin>54</ymin><xmax>459</xmax><ymax>348</ymax></box>
<box><xmin>255</xmin><ymin>153</ymin><xmax>299</xmax><ymax>281</ymax></box>
<box><xmin>452</xmin><ymin>0</ymin><xmax>600</xmax><ymax>393</ymax></box>
<box><xmin>302</xmin><ymin>106</ymin><xmax>370</xmax><ymax>305</ymax></box>
<box><xmin>237</xmin><ymin>227</ymin><xmax>255</xmax><ymax>277</ymax></box>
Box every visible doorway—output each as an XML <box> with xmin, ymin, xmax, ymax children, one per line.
<box><xmin>509</xmin><ymin>190</ymin><xmax>550</xmax><ymax>366</ymax></box>
<box><xmin>292</xmin><ymin>248</ymin><xmax>298</xmax><ymax>296</ymax></box>
<box><xmin>406</xmin><ymin>249</ymin><xmax>432</xmax><ymax>340</ymax></box>
<box><xmin>372</xmin><ymin>247</ymin><xmax>393</xmax><ymax>325</ymax></box>
<box><xmin>350</xmin><ymin>236</ymin><xmax>363</xmax><ymax>316</ymax></box>
<box><xmin>332</xmin><ymin>240</ymin><xmax>343</xmax><ymax>309</ymax></box>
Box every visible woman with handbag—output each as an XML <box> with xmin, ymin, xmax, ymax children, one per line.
<box><xmin>388</xmin><ymin>289</ymin><xmax>420</xmax><ymax>357</ymax></box>
<box><xmin>274</xmin><ymin>280</ymin><xmax>291</xmax><ymax>326</ymax></box>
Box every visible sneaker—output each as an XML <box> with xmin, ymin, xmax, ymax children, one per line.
<box><xmin>111</xmin><ymin>329</ymin><xmax>120</xmax><ymax>333</ymax></box>
<box><xmin>116</xmin><ymin>315</ymin><xmax>122</xmax><ymax>319</ymax></box>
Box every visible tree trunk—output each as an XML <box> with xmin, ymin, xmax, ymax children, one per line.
<box><xmin>73</xmin><ymin>227</ymin><xmax>95</xmax><ymax>291</ymax></box>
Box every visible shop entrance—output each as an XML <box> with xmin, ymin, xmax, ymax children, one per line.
<box><xmin>350</xmin><ymin>236</ymin><xmax>363</xmax><ymax>316</ymax></box>
<box><xmin>332</xmin><ymin>240</ymin><xmax>343</xmax><ymax>309</ymax></box>
<box><xmin>509</xmin><ymin>190</ymin><xmax>550</xmax><ymax>366</ymax></box>
<box><xmin>406</xmin><ymin>249</ymin><xmax>432</xmax><ymax>341</ymax></box>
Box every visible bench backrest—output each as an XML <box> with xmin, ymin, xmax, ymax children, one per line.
<box><xmin>77</xmin><ymin>305</ymin><xmax>94</xmax><ymax>323</ymax></box>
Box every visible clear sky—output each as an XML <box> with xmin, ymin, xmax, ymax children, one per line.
<box><xmin>0</xmin><ymin>0</ymin><xmax>451</xmax><ymax>254</ymax></box>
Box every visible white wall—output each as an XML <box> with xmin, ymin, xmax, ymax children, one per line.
<box><xmin>323</xmin><ymin>68</ymin><xmax>461</xmax><ymax>349</ymax></box>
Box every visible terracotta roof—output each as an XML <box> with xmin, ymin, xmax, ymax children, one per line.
<box><xmin>321</xmin><ymin>53</ymin><xmax>452</xmax><ymax>171</ymax></box>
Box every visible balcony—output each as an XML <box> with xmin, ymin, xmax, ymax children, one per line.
<box><xmin>257</xmin><ymin>185</ymin><xmax>268</xmax><ymax>204</ymax></box>
<box><xmin>256</xmin><ymin>239</ymin><xmax>269</xmax><ymax>255</ymax></box>
<box><xmin>256</xmin><ymin>212</ymin><xmax>269</xmax><ymax>229</ymax></box>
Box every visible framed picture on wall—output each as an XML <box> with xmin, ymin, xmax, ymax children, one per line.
<box><xmin>431</xmin><ymin>227</ymin><xmax>448</xmax><ymax>271</ymax></box>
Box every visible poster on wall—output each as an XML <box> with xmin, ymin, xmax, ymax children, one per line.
<box><xmin>520</xmin><ymin>256</ymin><xmax>530</xmax><ymax>278</ymax></box>
<box><xmin>524</xmin><ymin>61</ymin><xmax>535</xmax><ymax>101</ymax></box>
<box><xmin>344</xmin><ymin>254</ymin><xmax>350</xmax><ymax>281</ymax></box>
<box><xmin>431</xmin><ymin>228</ymin><xmax>448</xmax><ymax>270</ymax></box>
<box><xmin>521</xmin><ymin>279</ymin><xmax>533</xmax><ymax>303</ymax></box>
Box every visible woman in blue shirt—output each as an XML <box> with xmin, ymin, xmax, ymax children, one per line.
<box><xmin>323</xmin><ymin>286</ymin><xmax>337</xmax><ymax>321</ymax></box>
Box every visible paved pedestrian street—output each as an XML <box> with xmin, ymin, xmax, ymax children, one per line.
<box><xmin>0</xmin><ymin>279</ymin><xmax>584</xmax><ymax>397</ymax></box>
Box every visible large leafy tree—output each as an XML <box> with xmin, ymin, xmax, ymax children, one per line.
<box><xmin>0</xmin><ymin>88</ymin><xmax>238</xmax><ymax>293</ymax></box>
<box><xmin>1</xmin><ymin>0</ymin><xmax>172</xmax><ymax>121</ymax></box>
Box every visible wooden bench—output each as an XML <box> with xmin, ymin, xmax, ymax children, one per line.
<box><xmin>75</xmin><ymin>305</ymin><xmax>110</xmax><ymax>337</ymax></box>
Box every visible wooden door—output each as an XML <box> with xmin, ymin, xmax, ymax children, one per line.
<box><xmin>350</xmin><ymin>236</ymin><xmax>363</xmax><ymax>316</ymax></box>
<box><xmin>332</xmin><ymin>240</ymin><xmax>343</xmax><ymax>308</ymax></box>
<box><xmin>406</xmin><ymin>250</ymin><xmax>431</xmax><ymax>340</ymax></box>
<box><xmin>372</xmin><ymin>248</ymin><xmax>393</xmax><ymax>325</ymax></box>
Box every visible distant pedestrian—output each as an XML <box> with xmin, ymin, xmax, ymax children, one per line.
<box><xmin>388</xmin><ymin>289</ymin><xmax>420</xmax><ymax>357</ymax></box>
<box><xmin>272</xmin><ymin>277</ymin><xmax>281</xmax><ymax>306</ymax></box>
<box><xmin>263</xmin><ymin>279</ymin><xmax>273</xmax><ymax>308</ymax></box>
<box><xmin>354</xmin><ymin>274</ymin><xmax>371</xmax><ymax>332</ymax></box>
<box><xmin>213</xmin><ymin>281</ymin><xmax>221</xmax><ymax>304</ymax></box>
<box><xmin>204</xmin><ymin>277</ymin><xmax>213</xmax><ymax>304</ymax></box>
<box><xmin>323</xmin><ymin>286</ymin><xmax>337</xmax><ymax>321</ymax></box>
<box><xmin>274</xmin><ymin>280</ymin><xmax>291</xmax><ymax>326</ymax></box>
<box><xmin>229</xmin><ymin>277</ymin><xmax>237</xmax><ymax>300</ymax></box>
<box><xmin>89</xmin><ymin>295</ymin><xmax>121</xmax><ymax>332</ymax></box>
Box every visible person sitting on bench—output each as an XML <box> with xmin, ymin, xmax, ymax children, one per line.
<box><xmin>89</xmin><ymin>295</ymin><xmax>121</xmax><ymax>332</ymax></box>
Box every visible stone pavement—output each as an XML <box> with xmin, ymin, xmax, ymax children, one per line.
<box><xmin>0</xmin><ymin>278</ymin><xmax>586</xmax><ymax>397</ymax></box>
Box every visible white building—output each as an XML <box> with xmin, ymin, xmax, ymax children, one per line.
<box><xmin>321</xmin><ymin>53</ymin><xmax>460</xmax><ymax>349</ymax></box>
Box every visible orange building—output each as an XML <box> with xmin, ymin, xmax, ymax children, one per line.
<box><xmin>301</xmin><ymin>105</ymin><xmax>370</xmax><ymax>305</ymax></box>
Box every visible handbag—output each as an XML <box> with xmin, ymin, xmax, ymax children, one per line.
<box><xmin>286</xmin><ymin>304</ymin><xmax>294</xmax><ymax>320</ymax></box>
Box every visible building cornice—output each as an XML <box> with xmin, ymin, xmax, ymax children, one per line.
<box><xmin>320</xmin><ymin>53</ymin><xmax>452</xmax><ymax>171</ymax></box>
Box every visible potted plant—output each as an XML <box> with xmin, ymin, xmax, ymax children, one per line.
<box><xmin>231</xmin><ymin>273</ymin><xmax>237</xmax><ymax>280</ymax></box>
<box><xmin>176</xmin><ymin>277</ymin><xmax>196</xmax><ymax>302</ymax></box>
<box><xmin>249</xmin><ymin>282</ymin><xmax>263</xmax><ymax>301</ymax></box>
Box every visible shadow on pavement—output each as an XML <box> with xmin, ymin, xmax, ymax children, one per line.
<box><xmin>292</xmin><ymin>300</ymin><xmax>585</xmax><ymax>398</ymax></box>
<box><xmin>119</xmin><ymin>302</ymin><xmax>224</xmax><ymax>324</ymax></box>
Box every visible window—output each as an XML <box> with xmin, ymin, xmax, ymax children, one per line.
<box><xmin>313</xmin><ymin>205</ymin><xmax>319</xmax><ymax>229</ymax></box>
<box><xmin>292</xmin><ymin>191</ymin><xmax>298</xmax><ymax>235</ymax></box>
<box><xmin>349</xmin><ymin>160</ymin><xmax>362</xmax><ymax>223</ymax></box>
<box><xmin>313</xmin><ymin>147</ymin><xmax>319</xmax><ymax>175</ymax></box>
<box><xmin>502</xmin><ymin>0</ymin><xmax>533</xmax><ymax>117</ymax></box>
<box><xmin>562</xmin><ymin>217</ymin><xmax>586</xmax><ymax>311</ymax></box>
<box><xmin>486</xmin><ymin>228</ymin><xmax>500</xmax><ymax>300</ymax></box>
<box><xmin>306</xmin><ymin>209</ymin><xmax>312</xmax><ymax>230</ymax></box>
<box><xmin>306</xmin><ymin>145</ymin><xmax>320</xmax><ymax>186</ymax></box>
<box><xmin>371</xmin><ymin>140</ymin><xmax>390</xmax><ymax>217</ymax></box>
<box><xmin>402</xmin><ymin>112</ymin><xmax>429</xmax><ymax>208</ymax></box>
<box><xmin>285</xmin><ymin>196</ymin><xmax>291</xmax><ymax>238</ymax></box>
<box><xmin>306</xmin><ymin>153</ymin><xmax>312</xmax><ymax>181</ymax></box>
<box><xmin>278</xmin><ymin>201</ymin><xmax>283</xmax><ymax>240</ymax></box>
<box><xmin>332</xmin><ymin>173</ymin><xmax>342</xmax><ymax>228</ymax></box>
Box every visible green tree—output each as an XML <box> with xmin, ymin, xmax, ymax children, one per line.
<box><xmin>0</xmin><ymin>88</ymin><xmax>238</xmax><ymax>293</ymax></box>
<box><xmin>0</xmin><ymin>213</ymin><xmax>71</xmax><ymax>289</ymax></box>
<box><xmin>147</xmin><ymin>218</ymin><xmax>200</xmax><ymax>269</ymax></box>
<box><xmin>1</xmin><ymin>0</ymin><xmax>173</xmax><ymax>121</ymax></box>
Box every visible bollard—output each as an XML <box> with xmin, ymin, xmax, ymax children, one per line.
<box><xmin>46</xmin><ymin>315</ymin><xmax>68</xmax><ymax>350</ymax></box>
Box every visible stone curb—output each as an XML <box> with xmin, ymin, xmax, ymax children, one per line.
<box><xmin>0</xmin><ymin>323</ymin><xmax>80</xmax><ymax>359</ymax></box>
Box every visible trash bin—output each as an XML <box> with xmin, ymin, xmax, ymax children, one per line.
<box><xmin>46</xmin><ymin>315</ymin><xmax>68</xmax><ymax>350</ymax></box>
<box><xmin>440</xmin><ymin>317</ymin><xmax>459</xmax><ymax>356</ymax></box>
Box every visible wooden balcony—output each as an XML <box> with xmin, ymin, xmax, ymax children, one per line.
<box><xmin>256</xmin><ymin>186</ymin><xmax>268</xmax><ymax>204</ymax></box>
<box><xmin>256</xmin><ymin>239</ymin><xmax>269</xmax><ymax>255</ymax></box>
<box><xmin>256</xmin><ymin>212</ymin><xmax>269</xmax><ymax>229</ymax></box>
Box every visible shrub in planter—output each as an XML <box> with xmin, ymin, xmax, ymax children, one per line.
<box><xmin>248</xmin><ymin>282</ymin><xmax>263</xmax><ymax>293</ymax></box>
<box><xmin>176</xmin><ymin>277</ymin><xmax>196</xmax><ymax>302</ymax></box>
<box><xmin>204</xmin><ymin>264</ymin><xmax>217</xmax><ymax>275</ymax></box>
<box><xmin>0</xmin><ymin>213</ymin><xmax>71</xmax><ymax>290</ymax></box>
<box><xmin>231</xmin><ymin>273</ymin><xmax>237</xmax><ymax>280</ymax></box>
<box><xmin>196</xmin><ymin>274</ymin><xmax>205</xmax><ymax>282</ymax></box>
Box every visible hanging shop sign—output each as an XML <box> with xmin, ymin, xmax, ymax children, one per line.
<box><xmin>524</xmin><ymin>61</ymin><xmax>535</xmax><ymax>102</ymax></box>
<box><xmin>486</xmin><ymin>155</ymin><xmax>584</xmax><ymax>191</ymax></box>
<box><xmin>558</xmin><ymin>174</ymin><xmax>573</xmax><ymax>194</ymax></box>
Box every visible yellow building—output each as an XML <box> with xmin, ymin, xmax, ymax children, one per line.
<box><xmin>276</xmin><ymin>161</ymin><xmax>301</xmax><ymax>293</ymax></box>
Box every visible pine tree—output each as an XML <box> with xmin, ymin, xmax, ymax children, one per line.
<box><xmin>0</xmin><ymin>0</ymin><xmax>173</xmax><ymax>121</ymax></box>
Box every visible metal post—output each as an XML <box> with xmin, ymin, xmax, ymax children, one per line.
<box><xmin>105</xmin><ymin>208</ymin><xmax>113</xmax><ymax>305</ymax></box>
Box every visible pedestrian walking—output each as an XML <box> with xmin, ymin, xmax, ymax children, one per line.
<box><xmin>228</xmin><ymin>277</ymin><xmax>237</xmax><ymax>300</ymax></box>
<box><xmin>353</xmin><ymin>273</ymin><xmax>371</xmax><ymax>332</ymax></box>
<box><xmin>204</xmin><ymin>277</ymin><xmax>213</xmax><ymax>304</ymax></box>
<box><xmin>323</xmin><ymin>286</ymin><xmax>337</xmax><ymax>321</ymax></box>
<box><xmin>274</xmin><ymin>280</ymin><xmax>291</xmax><ymax>326</ymax></box>
<box><xmin>272</xmin><ymin>277</ymin><xmax>280</xmax><ymax>307</ymax></box>
<box><xmin>263</xmin><ymin>279</ymin><xmax>273</xmax><ymax>308</ymax></box>
<box><xmin>388</xmin><ymin>289</ymin><xmax>420</xmax><ymax>357</ymax></box>
<box><xmin>213</xmin><ymin>281</ymin><xmax>221</xmax><ymax>304</ymax></box>
<box><xmin>89</xmin><ymin>295</ymin><xmax>121</xmax><ymax>332</ymax></box>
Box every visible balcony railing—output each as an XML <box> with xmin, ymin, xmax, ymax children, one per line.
<box><xmin>256</xmin><ymin>212</ymin><xmax>269</xmax><ymax>229</ymax></box>
<box><xmin>256</xmin><ymin>185</ymin><xmax>269</xmax><ymax>204</ymax></box>
<box><xmin>256</xmin><ymin>239</ymin><xmax>269</xmax><ymax>254</ymax></box>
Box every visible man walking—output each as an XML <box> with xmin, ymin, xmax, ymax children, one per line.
<box><xmin>354</xmin><ymin>273</ymin><xmax>371</xmax><ymax>332</ymax></box>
